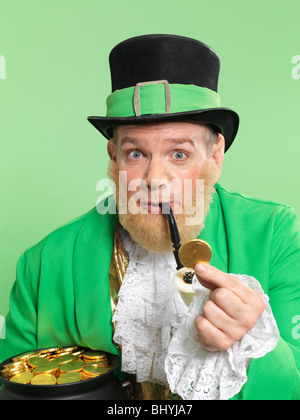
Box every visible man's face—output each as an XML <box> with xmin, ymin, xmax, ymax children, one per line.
<box><xmin>107</xmin><ymin>121</ymin><xmax>224</xmax><ymax>253</ymax></box>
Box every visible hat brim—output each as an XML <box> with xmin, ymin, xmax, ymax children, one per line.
<box><xmin>87</xmin><ymin>108</ymin><xmax>239</xmax><ymax>152</ymax></box>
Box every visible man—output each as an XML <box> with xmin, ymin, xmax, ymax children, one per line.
<box><xmin>1</xmin><ymin>35</ymin><xmax>300</xmax><ymax>400</ymax></box>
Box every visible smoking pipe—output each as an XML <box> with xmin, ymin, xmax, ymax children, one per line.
<box><xmin>159</xmin><ymin>203</ymin><xmax>184</xmax><ymax>270</ymax></box>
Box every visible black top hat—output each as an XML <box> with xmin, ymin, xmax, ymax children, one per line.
<box><xmin>88</xmin><ymin>34</ymin><xmax>239</xmax><ymax>152</ymax></box>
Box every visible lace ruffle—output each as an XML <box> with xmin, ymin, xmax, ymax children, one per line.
<box><xmin>112</xmin><ymin>240</ymin><xmax>187</xmax><ymax>384</ymax></box>
<box><xmin>113</xmin><ymin>225</ymin><xmax>279</xmax><ymax>399</ymax></box>
<box><xmin>165</xmin><ymin>274</ymin><xmax>280</xmax><ymax>400</ymax></box>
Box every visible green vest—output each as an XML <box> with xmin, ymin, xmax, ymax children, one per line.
<box><xmin>1</xmin><ymin>184</ymin><xmax>300</xmax><ymax>400</ymax></box>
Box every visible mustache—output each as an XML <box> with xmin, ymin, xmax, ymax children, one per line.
<box><xmin>106</xmin><ymin>159</ymin><xmax>217</xmax><ymax>253</ymax></box>
<box><xmin>108</xmin><ymin>166</ymin><xmax>215</xmax><ymax>213</ymax></box>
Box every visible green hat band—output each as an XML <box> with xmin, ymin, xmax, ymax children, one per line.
<box><xmin>106</xmin><ymin>83</ymin><xmax>221</xmax><ymax>117</ymax></box>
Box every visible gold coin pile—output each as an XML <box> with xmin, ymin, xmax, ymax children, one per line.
<box><xmin>82</xmin><ymin>350</ymin><xmax>111</xmax><ymax>380</ymax></box>
<box><xmin>0</xmin><ymin>346</ymin><xmax>113</xmax><ymax>386</ymax></box>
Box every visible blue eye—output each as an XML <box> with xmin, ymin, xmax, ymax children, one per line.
<box><xmin>173</xmin><ymin>151</ymin><xmax>187</xmax><ymax>160</ymax></box>
<box><xmin>128</xmin><ymin>150</ymin><xmax>142</xmax><ymax>159</ymax></box>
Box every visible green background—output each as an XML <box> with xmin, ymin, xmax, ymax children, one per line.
<box><xmin>1</xmin><ymin>0</ymin><xmax>300</xmax><ymax>316</ymax></box>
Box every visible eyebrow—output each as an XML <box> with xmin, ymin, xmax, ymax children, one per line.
<box><xmin>120</xmin><ymin>136</ymin><xmax>195</xmax><ymax>147</ymax></box>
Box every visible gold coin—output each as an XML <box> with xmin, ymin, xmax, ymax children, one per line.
<box><xmin>31</xmin><ymin>374</ymin><xmax>56</xmax><ymax>386</ymax></box>
<box><xmin>0</xmin><ymin>370</ymin><xmax>10</xmax><ymax>378</ymax></box>
<box><xmin>83</xmin><ymin>350</ymin><xmax>106</xmax><ymax>359</ymax></box>
<box><xmin>55</xmin><ymin>354</ymin><xmax>75</xmax><ymax>365</ymax></box>
<box><xmin>54</xmin><ymin>351</ymin><xmax>71</xmax><ymax>357</ymax></box>
<box><xmin>61</xmin><ymin>346</ymin><xmax>78</xmax><ymax>353</ymax></box>
<box><xmin>71</xmin><ymin>349</ymin><xmax>85</xmax><ymax>357</ymax></box>
<box><xmin>33</xmin><ymin>365</ymin><xmax>57</xmax><ymax>375</ymax></box>
<box><xmin>43</xmin><ymin>358</ymin><xmax>62</xmax><ymax>369</ymax></box>
<box><xmin>27</xmin><ymin>356</ymin><xmax>49</xmax><ymax>368</ymax></box>
<box><xmin>83</xmin><ymin>357</ymin><xmax>108</xmax><ymax>365</ymax></box>
<box><xmin>12</xmin><ymin>351</ymin><xmax>36</xmax><ymax>363</ymax></box>
<box><xmin>82</xmin><ymin>351</ymin><xmax>108</xmax><ymax>364</ymax></box>
<box><xmin>1</xmin><ymin>364</ymin><xmax>28</xmax><ymax>378</ymax></box>
<box><xmin>2</xmin><ymin>361</ymin><xmax>24</xmax><ymax>370</ymax></box>
<box><xmin>59</xmin><ymin>361</ymin><xmax>84</xmax><ymax>373</ymax></box>
<box><xmin>40</xmin><ymin>347</ymin><xmax>59</xmax><ymax>355</ymax></box>
<box><xmin>1</xmin><ymin>368</ymin><xmax>26</xmax><ymax>380</ymax></box>
<box><xmin>57</xmin><ymin>372</ymin><xmax>82</xmax><ymax>384</ymax></box>
<box><xmin>1</xmin><ymin>366</ymin><xmax>28</xmax><ymax>377</ymax></box>
<box><xmin>10</xmin><ymin>371</ymin><xmax>34</xmax><ymax>384</ymax></box>
<box><xmin>83</xmin><ymin>365</ymin><xmax>112</xmax><ymax>377</ymax></box>
<box><xmin>179</xmin><ymin>239</ymin><xmax>212</xmax><ymax>268</ymax></box>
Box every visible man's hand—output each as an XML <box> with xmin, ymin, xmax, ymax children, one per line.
<box><xmin>194</xmin><ymin>263</ymin><xmax>265</xmax><ymax>352</ymax></box>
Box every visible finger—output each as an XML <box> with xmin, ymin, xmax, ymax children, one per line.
<box><xmin>194</xmin><ymin>314</ymin><xmax>233</xmax><ymax>352</ymax></box>
<box><xmin>195</xmin><ymin>263</ymin><xmax>257</xmax><ymax>304</ymax></box>
<box><xmin>209</xmin><ymin>287</ymin><xmax>246</xmax><ymax>320</ymax></box>
<box><xmin>202</xmin><ymin>299</ymin><xmax>245</xmax><ymax>343</ymax></box>
<box><xmin>209</xmin><ymin>288</ymin><xmax>264</xmax><ymax>332</ymax></box>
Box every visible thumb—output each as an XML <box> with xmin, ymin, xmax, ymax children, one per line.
<box><xmin>194</xmin><ymin>263</ymin><xmax>230</xmax><ymax>291</ymax></box>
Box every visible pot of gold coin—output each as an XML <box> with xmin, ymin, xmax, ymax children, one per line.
<box><xmin>0</xmin><ymin>346</ymin><xmax>128</xmax><ymax>400</ymax></box>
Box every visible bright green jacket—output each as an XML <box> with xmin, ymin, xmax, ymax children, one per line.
<box><xmin>1</xmin><ymin>184</ymin><xmax>300</xmax><ymax>400</ymax></box>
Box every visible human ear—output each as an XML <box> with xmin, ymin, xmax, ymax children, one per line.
<box><xmin>107</xmin><ymin>138</ymin><xmax>117</xmax><ymax>162</ymax></box>
<box><xmin>210</xmin><ymin>134</ymin><xmax>225</xmax><ymax>183</ymax></box>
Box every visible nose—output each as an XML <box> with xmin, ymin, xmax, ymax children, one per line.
<box><xmin>143</xmin><ymin>157</ymin><xmax>168</xmax><ymax>191</ymax></box>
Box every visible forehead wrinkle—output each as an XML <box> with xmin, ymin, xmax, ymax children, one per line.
<box><xmin>120</xmin><ymin>135</ymin><xmax>195</xmax><ymax>148</ymax></box>
<box><xmin>164</xmin><ymin>137</ymin><xmax>195</xmax><ymax>147</ymax></box>
<box><xmin>120</xmin><ymin>136</ymin><xmax>141</xmax><ymax>147</ymax></box>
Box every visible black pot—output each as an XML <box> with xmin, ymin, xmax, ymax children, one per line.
<box><xmin>0</xmin><ymin>349</ymin><xmax>128</xmax><ymax>400</ymax></box>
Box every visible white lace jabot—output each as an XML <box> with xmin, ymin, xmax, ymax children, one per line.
<box><xmin>113</xmin><ymin>223</ymin><xmax>279</xmax><ymax>400</ymax></box>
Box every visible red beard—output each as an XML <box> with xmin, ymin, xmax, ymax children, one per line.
<box><xmin>107</xmin><ymin>160</ymin><xmax>217</xmax><ymax>253</ymax></box>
